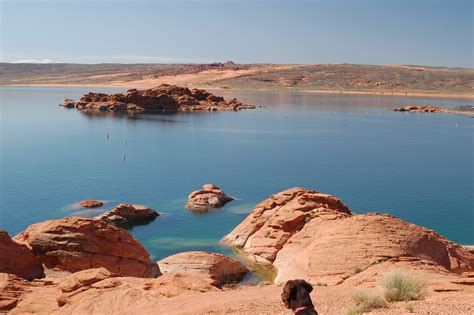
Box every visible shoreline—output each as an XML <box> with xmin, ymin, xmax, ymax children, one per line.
<box><xmin>2</xmin><ymin>83</ymin><xmax>474</xmax><ymax>100</ymax></box>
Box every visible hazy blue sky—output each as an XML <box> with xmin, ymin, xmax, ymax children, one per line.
<box><xmin>1</xmin><ymin>0</ymin><xmax>472</xmax><ymax>67</ymax></box>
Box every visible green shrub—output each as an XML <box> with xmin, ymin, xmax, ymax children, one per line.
<box><xmin>380</xmin><ymin>269</ymin><xmax>426</xmax><ymax>302</ymax></box>
<box><xmin>405</xmin><ymin>302</ymin><xmax>415</xmax><ymax>313</ymax></box>
<box><xmin>352</xmin><ymin>291</ymin><xmax>387</xmax><ymax>312</ymax></box>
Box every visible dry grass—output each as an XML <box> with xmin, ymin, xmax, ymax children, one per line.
<box><xmin>345</xmin><ymin>307</ymin><xmax>362</xmax><ymax>315</ymax></box>
<box><xmin>380</xmin><ymin>269</ymin><xmax>426</xmax><ymax>302</ymax></box>
<box><xmin>352</xmin><ymin>291</ymin><xmax>387</xmax><ymax>312</ymax></box>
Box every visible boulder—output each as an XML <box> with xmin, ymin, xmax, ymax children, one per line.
<box><xmin>79</xmin><ymin>200</ymin><xmax>103</xmax><ymax>208</ymax></box>
<box><xmin>96</xmin><ymin>204</ymin><xmax>159</xmax><ymax>225</ymax></box>
<box><xmin>0</xmin><ymin>230</ymin><xmax>44</xmax><ymax>280</ymax></box>
<box><xmin>186</xmin><ymin>184</ymin><xmax>233</xmax><ymax>211</ymax></box>
<box><xmin>61</xmin><ymin>98</ymin><xmax>76</xmax><ymax>108</ymax></box>
<box><xmin>157</xmin><ymin>251</ymin><xmax>248</xmax><ymax>285</ymax></box>
<box><xmin>14</xmin><ymin>217</ymin><xmax>156</xmax><ymax>277</ymax></box>
<box><xmin>223</xmin><ymin>187</ymin><xmax>474</xmax><ymax>285</ymax></box>
<box><xmin>223</xmin><ymin>187</ymin><xmax>351</xmax><ymax>263</ymax></box>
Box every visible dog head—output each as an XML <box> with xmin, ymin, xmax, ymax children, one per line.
<box><xmin>281</xmin><ymin>279</ymin><xmax>314</xmax><ymax>309</ymax></box>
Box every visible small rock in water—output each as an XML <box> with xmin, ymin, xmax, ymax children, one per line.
<box><xmin>79</xmin><ymin>200</ymin><xmax>104</xmax><ymax>208</ymax></box>
<box><xmin>96</xmin><ymin>204</ymin><xmax>159</xmax><ymax>226</ymax></box>
<box><xmin>186</xmin><ymin>184</ymin><xmax>233</xmax><ymax>211</ymax></box>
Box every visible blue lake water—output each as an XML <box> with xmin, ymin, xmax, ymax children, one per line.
<box><xmin>0</xmin><ymin>87</ymin><xmax>472</xmax><ymax>264</ymax></box>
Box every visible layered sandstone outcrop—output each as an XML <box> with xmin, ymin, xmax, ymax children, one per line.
<box><xmin>0</xmin><ymin>231</ymin><xmax>44</xmax><ymax>280</ymax></box>
<box><xmin>158</xmin><ymin>251</ymin><xmax>248</xmax><ymax>286</ymax></box>
<box><xmin>79</xmin><ymin>200</ymin><xmax>103</xmax><ymax>208</ymax></box>
<box><xmin>2</xmin><ymin>269</ymin><xmax>221</xmax><ymax>314</ymax></box>
<box><xmin>96</xmin><ymin>204</ymin><xmax>159</xmax><ymax>225</ymax></box>
<box><xmin>186</xmin><ymin>184</ymin><xmax>234</xmax><ymax>211</ymax></box>
<box><xmin>13</xmin><ymin>217</ymin><xmax>157</xmax><ymax>277</ymax></box>
<box><xmin>223</xmin><ymin>187</ymin><xmax>474</xmax><ymax>285</ymax></box>
<box><xmin>62</xmin><ymin>84</ymin><xmax>255</xmax><ymax>113</ymax></box>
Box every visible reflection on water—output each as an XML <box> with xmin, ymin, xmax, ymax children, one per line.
<box><xmin>0</xmin><ymin>87</ymin><xmax>472</xmax><ymax>269</ymax></box>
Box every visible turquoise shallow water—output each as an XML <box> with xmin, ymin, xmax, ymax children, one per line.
<box><xmin>0</xmin><ymin>87</ymin><xmax>472</xmax><ymax>264</ymax></box>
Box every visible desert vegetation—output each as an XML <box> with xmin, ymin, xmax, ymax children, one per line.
<box><xmin>380</xmin><ymin>269</ymin><xmax>426</xmax><ymax>302</ymax></box>
<box><xmin>346</xmin><ymin>269</ymin><xmax>427</xmax><ymax>314</ymax></box>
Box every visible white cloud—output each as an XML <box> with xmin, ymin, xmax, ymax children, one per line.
<box><xmin>13</xmin><ymin>58</ymin><xmax>57</xmax><ymax>64</ymax></box>
<box><xmin>1</xmin><ymin>52</ymin><xmax>212</xmax><ymax>64</ymax></box>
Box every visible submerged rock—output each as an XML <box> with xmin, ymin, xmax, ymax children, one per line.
<box><xmin>79</xmin><ymin>200</ymin><xmax>103</xmax><ymax>208</ymax></box>
<box><xmin>223</xmin><ymin>187</ymin><xmax>474</xmax><ymax>285</ymax></box>
<box><xmin>14</xmin><ymin>217</ymin><xmax>157</xmax><ymax>278</ymax></box>
<box><xmin>0</xmin><ymin>231</ymin><xmax>44</xmax><ymax>280</ymax></box>
<box><xmin>186</xmin><ymin>184</ymin><xmax>234</xmax><ymax>211</ymax></box>
<box><xmin>96</xmin><ymin>204</ymin><xmax>159</xmax><ymax>226</ymax></box>
<box><xmin>157</xmin><ymin>251</ymin><xmax>248</xmax><ymax>286</ymax></box>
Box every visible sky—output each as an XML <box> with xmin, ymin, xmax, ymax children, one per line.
<box><xmin>0</xmin><ymin>0</ymin><xmax>472</xmax><ymax>67</ymax></box>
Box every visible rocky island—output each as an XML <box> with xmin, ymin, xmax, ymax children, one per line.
<box><xmin>61</xmin><ymin>84</ymin><xmax>255</xmax><ymax>113</ymax></box>
<box><xmin>186</xmin><ymin>184</ymin><xmax>234</xmax><ymax>212</ymax></box>
<box><xmin>1</xmin><ymin>187</ymin><xmax>473</xmax><ymax>314</ymax></box>
<box><xmin>392</xmin><ymin>105</ymin><xmax>449</xmax><ymax>113</ymax></box>
<box><xmin>95</xmin><ymin>204</ymin><xmax>159</xmax><ymax>226</ymax></box>
<box><xmin>392</xmin><ymin>104</ymin><xmax>474</xmax><ymax>117</ymax></box>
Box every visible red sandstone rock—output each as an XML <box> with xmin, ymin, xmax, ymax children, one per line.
<box><xmin>55</xmin><ymin>272</ymin><xmax>219</xmax><ymax>313</ymax></box>
<box><xmin>157</xmin><ymin>251</ymin><xmax>248</xmax><ymax>286</ymax></box>
<box><xmin>61</xmin><ymin>98</ymin><xmax>75</xmax><ymax>108</ymax></box>
<box><xmin>0</xmin><ymin>273</ymin><xmax>58</xmax><ymax>313</ymax></box>
<box><xmin>13</xmin><ymin>217</ymin><xmax>157</xmax><ymax>277</ymax></box>
<box><xmin>95</xmin><ymin>204</ymin><xmax>159</xmax><ymax>225</ymax></box>
<box><xmin>64</xmin><ymin>84</ymin><xmax>255</xmax><ymax>113</ymax></box>
<box><xmin>0</xmin><ymin>230</ymin><xmax>44</xmax><ymax>280</ymax></box>
<box><xmin>186</xmin><ymin>184</ymin><xmax>234</xmax><ymax>211</ymax></box>
<box><xmin>3</xmin><ymin>270</ymin><xmax>220</xmax><ymax>314</ymax></box>
<box><xmin>223</xmin><ymin>187</ymin><xmax>474</xmax><ymax>285</ymax></box>
<box><xmin>58</xmin><ymin>267</ymin><xmax>120</xmax><ymax>295</ymax></box>
<box><xmin>79</xmin><ymin>200</ymin><xmax>103</xmax><ymax>208</ymax></box>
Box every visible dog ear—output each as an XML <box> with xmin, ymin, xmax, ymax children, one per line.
<box><xmin>281</xmin><ymin>280</ymin><xmax>297</xmax><ymax>308</ymax></box>
<box><xmin>302</xmin><ymin>280</ymin><xmax>313</xmax><ymax>294</ymax></box>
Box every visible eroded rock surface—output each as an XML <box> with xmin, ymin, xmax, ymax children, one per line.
<box><xmin>158</xmin><ymin>251</ymin><xmax>248</xmax><ymax>285</ymax></box>
<box><xmin>13</xmin><ymin>217</ymin><xmax>156</xmax><ymax>277</ymax></box>
<box><xmin>186</xmin><ymin>184</ymin><xmax>234</xmax><ymax>211</ymax></box>
<box><xmin>62</xmin><ymin>84</ymin><xmax>255</xmax><ymax>113</ymax></box>
<box><xmin>96</xmin><ymin>203</ymin><xmax>159</xmax><ymax>225</ymax></box>
<box><xmin>223</xmin><ymin>187</ymin><xmax>474</xmax><ymax>285</ymax></box>
<box><xmin>0</xmin><ymin>230</ymin><xmax>44</xmax><ymax>280</ymax></box>
<box><xmin>3</xmin><ymin>269</ymin><xmax>220</xmax><ymax>314</ymax></box>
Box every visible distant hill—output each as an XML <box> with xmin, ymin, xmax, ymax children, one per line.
<box><xmin>1</xmin><ymin>63</ymin><xmax>473</xmax><ymax>98</ymax></box>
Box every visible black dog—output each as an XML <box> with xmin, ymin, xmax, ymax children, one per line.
<box><xmin>281</xmin><ymin>279</ymin><xmax>318</xmax><ymax>315</ymax></box>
